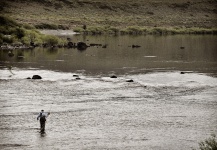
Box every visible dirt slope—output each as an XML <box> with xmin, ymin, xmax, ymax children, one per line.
<box><xmin>1</xmin><ymin>0</ymin><xmax>217</xmax><ymax>29</ymax></box>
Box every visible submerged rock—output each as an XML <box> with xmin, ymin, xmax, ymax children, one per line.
<box><xmin>102</xmin><ymin>44</ymin><xmax>107</xmax><ymax>48</ymax></box>
<box><xmin>90</xmin><ymin>43</ymin><xmax>102</xmax><ymax>47</ymax></box>
<box><xmin>132</xmin><ymin>44</ymin><xmax>141</xmax><ymax>48</ymax></box>
<box><xmin>8</xmin><ymin>51</ymin><xmax>14</xmax><ymax>57</ymax></box>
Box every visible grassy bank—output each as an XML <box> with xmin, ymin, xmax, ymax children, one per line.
<box><xmin>0</xmin><ymin>15</ymin><xmax>66</xmax><ymax>46</ymax></box>
<box><xmin>1</xmin><ymin>0</ymin><xmax>216</xmax><ymax>34</ymax></box>
<box><xmin>73</xmin><ymin>25</ymin><xmax>217</xmax><ymax>35</ymax></box>
<box><xmin>1</xmin><ymin>15</ymin><xmax>216</xmax><ymax>46</ymax></box>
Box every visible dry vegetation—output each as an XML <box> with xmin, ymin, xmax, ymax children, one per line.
<box><xmin>1</xmin><ymin>0</ymin><xmax>217</xmax><ymax>34</ymax></box>
<box><xmin>2</xmin><ymin>0</ymin><xmax>217</xmax><ymax>28</ymax></box>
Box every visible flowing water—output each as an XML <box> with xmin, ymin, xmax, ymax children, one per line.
<box><xmin>0</xmin><ymin>35</ymin><xmax>217</xmax><ymax>150</ymax></box>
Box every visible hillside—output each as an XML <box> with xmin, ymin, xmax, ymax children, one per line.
<box><xmin>1</xmin><ymin>0</ymin><xmax>217</xmax><ymax>30</ymax></box>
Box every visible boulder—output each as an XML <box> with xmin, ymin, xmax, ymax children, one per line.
<box><xmin>73</xmin><ymin>75</ymin><xmax>79</xmax><ymax>77</ymax></box>
<box><xmin>32</xmin><ymin>75</ymin><xmax>42</xmax><ymax>79</ymax></box>
<box><xmin>126</xmin><ymin>79</ymin><xmax>134</xmax><ymax>82</ymax></box>
<box><xmin>77</xmin><ymin>42</ymin><xmax>88</xmax><ymax>50</ymax></box>
<box><xmin>110</xmin><ymin>75</ymin><xmax>117</xmax><ymax>78</ymax></box>
<box><xmin>132</xmin><ymin>44</ymin><xmax>141</xmax><ymax>48</ymax></box>
<box><xmin>68</xmin><ymin>42</ymin><xmax>74</xmax><ymax>48</ymax></box>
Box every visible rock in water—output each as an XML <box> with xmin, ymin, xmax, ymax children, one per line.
<box><xmin>126</xmin><ymin>79</ymin><xmax>134</xmax><ymax>82</ymax></box>
<box><xmin>110</xmin><ymin>75</ymin><xmax>117</xmax><ymax>78</ymax></box>
<box><xmin>32</xmin><ymin>75</ymin><xmax>42</xmax><ymax>79</ymax></box>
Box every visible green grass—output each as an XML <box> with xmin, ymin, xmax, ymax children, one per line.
<box><xmin>73</xmin><ymin>25</ymin><xmax>217</xmax><ymax>35</ymax></box>
<box><xmin>1</xmin><ymin>14</ymin><xmax>216</xmax><ymax>47</ymax></box>
<box><xmin>0</xmin><ymin>15</ymin><xmax>67</xmax><ymax>46</ymax></box>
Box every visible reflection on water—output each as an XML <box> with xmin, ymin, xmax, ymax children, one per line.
<box><xmin>0</xmin><ymin>35</ymin><xmax>217</xmax><ymax>75</ymax></box>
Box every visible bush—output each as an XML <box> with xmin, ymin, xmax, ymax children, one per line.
<box><xmin>126</xmin><ymin>26</ymin><xmax>143</xmax><ymax>34</ymax></box>
<box><xmin>43</xmin><ymin>35</ymin><xmax>59</xmax><ymax>46</ymax></box>
<box><xmin>2</xmin><ymin>35</ymin><xmax>15</xmax><ymax>44</ymax></box>
<box><xmin>193</xmin><ymin>134</ymin><xmax>217</xmax><ymax>150</ymax></box>
<box><xmin>23</xmin><ymin>24</ymin><xmax>35</xmax><ymax>30</ymax></box>
<box><xmin>86</xmin><ymin>26</ymin><xmax>104</xmax><ymax>34</ymax></box>
<box><xmin>0</xmin><ymin>38</ymin><xmax>3</xmax><ymax>45</ymax></box>
<box><xmin>107</xmin><ymin>27</ymin><xmax>120</xmax><ymax>34</ymax></box>
<box><xmin>0</xmin><ymin>34</ymin><xmax>3</xmax><ymax>45</ymax></box>
<box><xmin>120</xmin><ymin>26</ymin><xmax>143</xmax><ymax>35</ymax></box>
<box><xmin>198</xmin><ymin>134</ymin><xmax>217</xmax><ymax>150</ymax></box>
<box><xmin>73</xmin><ymin>27</ymin><xmax>84</xmax><ymax>33</ymax></box>
<box><xmin>15</xmin><ymin>27</ymin><xmax>25</xmax><ymax>39</ymax></box>
<box><xmin>0</xmin><ymin>15</ymin><xmax>19</xmax><ymax>27</ymax></box>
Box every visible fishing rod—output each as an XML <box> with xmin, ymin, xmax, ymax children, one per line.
<box><xmin>48</xmin><ymin>103</ymin><xmax>54</xmax><ymax>115</ymax></box>
<box><xmin>8</xmin><ymin>65</ymin><xmax>15</xmax><ymax>75</ymax></box>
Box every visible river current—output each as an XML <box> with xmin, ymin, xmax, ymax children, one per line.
<box><xmin>0</xmin><ymin>35</ymin><xmax>217</xmax><ymax>150</ymax></box>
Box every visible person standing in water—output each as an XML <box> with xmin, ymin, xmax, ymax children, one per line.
<box><xmin>37</xmin><ymin>110</ymin><xmax>50</xmax><ymax>133</ymax></box>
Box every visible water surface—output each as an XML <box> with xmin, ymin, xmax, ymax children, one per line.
<box><xmin>0</xmin><ymin>35</ymin><xmax>216</xmax><ymax>76</ymax></box>
<box><xmin>0</xmin><ymin>35</ymin><xmax>217</xmax><ymax>150</ymax></box>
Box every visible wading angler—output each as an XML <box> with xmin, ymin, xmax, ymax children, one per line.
<box><xmin>37</xmin><ymin>110</ymin><xmax>50</xmax><ymax>133</ymax></box>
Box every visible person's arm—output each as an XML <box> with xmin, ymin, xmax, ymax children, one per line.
<box><xmin>45</xmin><ymin>112</ymin><xmax>50</xmax><ymax>118</ymax></box>
<box><xmin>37</xmin><ymin>113</ymin><xmax>40</xmax><ymax>120</ymax></box>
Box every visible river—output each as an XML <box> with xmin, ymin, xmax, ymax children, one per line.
<box><xmin>0</xmin><ymin>34</ymin><xmax>217</xmax><ymax>150</ymax></box>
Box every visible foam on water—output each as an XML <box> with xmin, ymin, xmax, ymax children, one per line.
<box><xmin>127</xmin><ymin>72</ymin><xmax>217</xmax><ymax>87</ymax></box>
<box><xmin>1</xmin><ymin>68</ymin><xmax>217</xmax><ymax>88</ymax></box>
<box><xmin>0</xmin><ymin>68</ymin><xmax>83</xmax><ymax>81</ymax></box>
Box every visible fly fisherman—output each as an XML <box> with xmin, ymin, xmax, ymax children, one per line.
<box><xmin>37</xmin><ymin>110</ymin><xmax>50</xmax><ymax>133</ymax></box>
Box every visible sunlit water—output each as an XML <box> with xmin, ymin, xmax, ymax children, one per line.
<box><xmin>0</xmin><ymin>35</ymin><xmax>217</xmax><ymax>150</ymax></box>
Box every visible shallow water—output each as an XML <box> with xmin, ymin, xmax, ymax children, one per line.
<box><xmin>0</xmin><ymin>35</ymin><xmax>217</xmax><ymax>150</ymax></box>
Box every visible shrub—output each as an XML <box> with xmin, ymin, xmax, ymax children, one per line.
<box><xmin>0</xmin><ymin>1</ymin><xmax>7</xmax><ymax>11</ymax></box>
<box><xmin>15</xmin><ymin>27</ymin><xmax>25</xmax><ymax>39</ymax></box>
<box><xmin>2</xmin><ymin>35</ymin><xmax>15</xmax><ymax>44</ymax></box>
<box><xmin>0</xmin><ymin>34</ymin><xmax>3</xmax><ymax>45</ymax></box>
<box><xmin>198</xmin><ymin>134</ymin><xmax>217</xmax><ymax>150</ymax></box>
<box><xmin>107</xmin><ymin>27</ymin><xmax>120</xmax><ymax>34</ymax></box>
<box><xmin>58</xmin><ymin>24</ymin><xmax>69</xmax><ymax>30</ymax></box>
<box><xmin>73</xmin><ymin>27</ymin><xmax>84</xmax><ymax>33</ymax></box>
<box><xmin>0</xmin><ymin>38</ymin><xmax>3</xmax><ymax>45</ymax></box>
<box><xmin>127</xmin><ymin>26</ymin><xmax>141</xmax><ymax>34</ymax></box>
<box><xmin>0</xmin><ymin>26</ymin><xmax>7</xmax><ymax>34</ymax></box>
<box><xmin>43</xmin><ymin>35</ymin><xmax>59</xmax><ymax>46</ymax></box>
<box><xmin>86</xmin><ymin>26</ymin><xmax>104</xmax><ymax>34</ymax></box>
<box><xmin>23</xmin><ymin>24</ymin><xmax>35</xmax><ymax>30</ymax></box>
<box><xmin>0</xmin><ymin>15</ymin><xmax>19</xmax><ymax>27</ymax></box>
<box><xmin>121</xmin><ymin>26</ymin><xmax>143</xmax><ymax>35</ymax></box>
